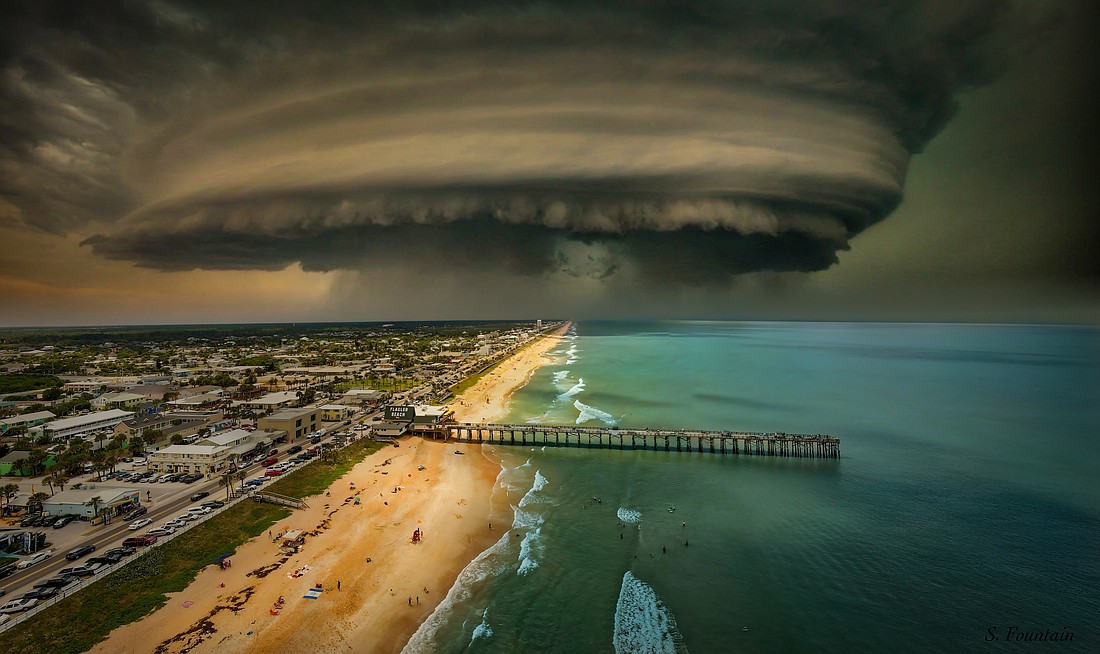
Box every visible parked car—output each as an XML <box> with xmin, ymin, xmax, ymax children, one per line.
<box><xmin>187</xmin><ymin>506</ymin><xmax>211</xmax><ymax>516</ymax></box>
<box><xmin>287</xmin><ymin>445</ymin><xmax>303</xmax><ymax>454</ymax></box>
<box><xmin>267</xmin><ymin>448</ymin><xmax>278</xmax><ymax>457</ymax></box>
<box><xmin>0</xmin><ymin>597</ymin><xmax>39</xmax><ymax>613</ymax></box>
<box><xmin>264</xmin><ymin>469</ymin><xmax>284</xmax><ymax>477</ymax></box>
<box><xmin>33</xmin><ymin>576</ymin><xmax>77</xmax><ymax>590</ymax></box>
<box><xmin>190</xmin><ymin>491</ymin><xmax>210</xmax><ymax>502</ymax></box>
<box><xmin>23</xmin><ymin>586</ymin><xmax>61</xmax><ymax>601</ymax></box>
<box><xmin>177</xmin><ymin>512</ymin><xmax>198</xmax><ymax>522</ymax></box>
<box><xmin>65</xmin><ymin>545</ymin><xmax>97</xmax><ymax>560</ymax></box>
<box><xmin>61</xmin><ymin>562</ymin><xmax>102</xmax><ymax>577</ymax></box>
<box><xmin>15</xmin><ymin>550</ymin><xmax>53</xmax><ymax>569</ymax></box>
<box><xmin>200</xmin><ymin>500</ymin><xmax>225</xmax><ymax>509</ymax></box>
<box><xmin>0</xmin><ymin>563</ymin><xmax>18</xmax><ymax>578</ymax></box>
<box><xmin>122</xmin><ymin>534</ymin><xmax>157</xmax><ymax>547</ymax></box>
<box><xmin>147</xmin><ymin>526</ymin><xmax>175</xmax><ymax>537</ymax></box>
<box><xmin>89</xmin><ymin>552</ymin><xmax>123</xmax><ymax>565</ymax></box>
<box><xmin>261</xmin><ymin>456</ymin><xmax>278</xmax><ymax>466</ymax></box>
<box><xmin>310</xmin><ymin>436</ymin><xmax>322</xmax><ymax>444</ymax></box>
<box><xmin>53</xmin><ymin>515</ymin><xmax>77</xmax><ymax>528</ymax></box>
<box><xmin>105</xmin><ymin>546</ymin><xmax>136</xmax><ymax>558</ymax></box>
<box><xmin>40</xmin><ymin>515</ymin><xmax>60</xmax><ymax>527</ymax></box>
<box><xmin>128</xmin><ymin>518</ymin><xmax>152</xmax><ymax>530</ymax></box>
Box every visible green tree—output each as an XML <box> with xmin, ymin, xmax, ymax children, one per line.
<box><xmin>0</xmin><ymin>483</ymin><xmax>19</xmax><ymax>514</ymax></box>
<box><xmin>42</xmin><ymin>387</ymin><xmax>63</xmax><ymax>401</ymax></box>
<box><xmin>219</xmin><ymin>474</ymin><xmax>234</xmax><ymax>501</ymax></box>
<box><xmin>170</xmin><ymin>434</ymin><xmax>184</xmax><ymax>445</ymax></box>
<box><xmin>86</xmin><ymin>495</ymin><xmax>102</xmax><ymax>523</ymax></box>
<box><xmin>28</xmin><ymin>491</ymin><xmax>49</xmax><ymax>514</ymax></box>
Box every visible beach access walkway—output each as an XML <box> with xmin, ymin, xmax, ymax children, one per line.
<box><xmin>443</xmin><ymin>423</ymin><xmax>841</xmax><ymax>459</ymax></box>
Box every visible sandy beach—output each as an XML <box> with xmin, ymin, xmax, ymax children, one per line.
<box><xmin>89</xmin><ymin>324</ymin><xmax>567</xmax><ymax>654</ymax></box>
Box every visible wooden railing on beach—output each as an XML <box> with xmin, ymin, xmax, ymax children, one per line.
<box><xmin>444</xmin><ymin>423</ymin><xmax>840</xmax><ymax>459</ymax></box>
<box><xmin>252</xmin><ymin>491</ymin><xmax>309</xmax><ymax>509</ymax></box>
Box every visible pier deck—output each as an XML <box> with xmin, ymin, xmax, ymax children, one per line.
<box><xmin>443</xmin><ymin>423</ymin><xmax>840</xmax><ymax>459</ymax></box>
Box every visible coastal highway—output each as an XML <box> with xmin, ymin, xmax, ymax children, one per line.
<box><xmin>0</xmin><ymin>417</ymin><xmax>368</xmax><ymax>601</ymax></box>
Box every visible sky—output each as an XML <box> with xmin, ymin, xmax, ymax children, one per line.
<box><xmin>1</xmin><ymin>0</ymin><xmax>1097</xmax><ymax>326</ymax></box>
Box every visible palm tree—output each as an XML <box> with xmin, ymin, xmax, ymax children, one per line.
<box><xmin>0</xmin><ymin>483</ymin><xmax>19</xmax><ymax>515</ymax></box>
<box><xmin>42</xmin><ymin>475</ymin><xmax>57</xmax><ymax>496</ymax></box>
<box><xmin>55</xmin><ymin>475</ymin><xmax>70</xmax><ymax>492</ymax></box>
<box><xmin>219</xmin><ymin>474</ymin><xmax>234</xmax><ymax>501</ymax></box>
<box><xmin>29</xmin><ymin>491</ymin><xmax>49</xmax><ymax>515</ymax></box>
<box><xmin>234</xmin><ymin>469</ymin><xmax>247</xmax><ymax>491</ymax></box>
<box><xmin>86</xmin><ymin>495</ymin><xmax>102</xmax><ymax>523</ymax></box>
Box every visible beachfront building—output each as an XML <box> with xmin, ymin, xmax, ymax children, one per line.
<box><xmin>29</xmin><ymin>409</ymin><xmax>135</xmax><ymax>441</ymax></box>
<box><xmin>379</xmin><ymin>404</ymin><xmax>454</xmax><ymax>438</ymax></box>
<box><xmin>41</xmin><ymin>487</ymin><xmax>141</xmax><ymax>518</ymax></box>
<box><xmin>147</xmin><ymin>428</ymin><xmax>275</xmax><ymax>475</ymax></box>
<box><xmin>0</xmin><ymin>410</ymin><xmax>56</xmax><ymax>433</ymax></box>
<box><xmin>373</xmin><ymin>421</ymin><xmax>410</xmax><ymax>438</ymax></box>
<box><xmin>319</xmin><ymin>404</ymin><xmax>353</xmax><ymax>422</ymax></box>
<box><xmin>257</xmin><ymin>407</ymin><xmax>321</xmax><ymax>441</ymax></box>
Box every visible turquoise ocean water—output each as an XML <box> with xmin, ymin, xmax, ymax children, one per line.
<box><xmin>401</xmin><ymin>322</ymin><xmax>1099</xmax><ymax>653</ymax></box>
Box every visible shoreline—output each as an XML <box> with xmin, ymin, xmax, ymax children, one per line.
<box><xmin>88</xmin><ymin>323</ymin><xmax>568</xmax><ymax>654</ymax></box>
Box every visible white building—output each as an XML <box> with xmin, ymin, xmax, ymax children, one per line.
<box><xmin>41</xmin><ymin>487</ymin><xmax>141</xmax><ymax>518</ymax></box>
<box><xmin>235</xmin><ymin>391</ymin><xmax>300</xmax><ymax>411</ymax></box>
<box><xmin>29</xmin><ymin>409</ymin><xmax>135</xmax><ymax>441</ymax></box>
<box><xmin>147</xmin><ymin>428</ymin><xmax>274</xmax><ymax>475</ymax></box>
<box><xmin>0</xmin><ymin>411</ymin><xmax>56</xmax><ymax>433</ymax></box>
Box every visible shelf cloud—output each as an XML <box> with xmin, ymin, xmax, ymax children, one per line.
<box><xmin>2</xmin><ymin>1</ymin><xmax>1057</xmax><ymax>283</ymax></box>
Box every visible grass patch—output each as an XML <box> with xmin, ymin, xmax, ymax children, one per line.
<box><xmin>265</xmin><ymin>438</ymin><xmax>387</xmax><ymax>499</ymax></box>
<box><xmin>2</xmin><ymin>502</ymin><xmax>289</xmax><ymax>654</ymax></box>
<box><xmin>2</xmin><ymin>438</ymin><xmax>387</xmax><ymax>654</ymax></box>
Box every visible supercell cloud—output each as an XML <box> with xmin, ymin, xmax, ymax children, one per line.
<box><xmin>0</xmin><ymin>1</ymin><xmax>1054</xmax><ymax>283</ymax></box>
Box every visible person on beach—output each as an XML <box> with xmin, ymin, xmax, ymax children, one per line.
<box><xmin>408</xmin><ymin>597</ymin><xmax>412</xmax><ymax>606</ymax></box>
<box><xmin>337</xmin><ymin>580</ymin><xmax>341</xmax><ymax>590</ymax></box>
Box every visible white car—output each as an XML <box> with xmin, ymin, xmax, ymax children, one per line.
<box><xmin>177</xmin><ymin>513</ymin><xmax>198</xmax><ymax>522</ymax></box>
<box><xmin>165</xmin><ymin>519</ymin><xmax>188</xmax><ymax>529</ymax></box>
<box><xmin>15</xmin><ymin>550</ymin><xmax>53</xmax><ymax>569</ymax></box>
<box><xmin>186</xmin><ymin>507</ymin><xmax>212</xmax><ymax>516</ymax></box>
<box><xmin>0</xmin><ymin>597</ymin><xmax>39</xmax><ymax>614</ymax></box>
<box><xmin>148</xmin><ymin>526</ymin><xmax>175</xmax><ymax>537</ymax></box>
<box><xmin>128</xmin><ymin>518</ymin><xmax>152</xmax><ymax>530</ymax></box>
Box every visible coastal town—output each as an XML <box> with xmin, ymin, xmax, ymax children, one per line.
<box><xmin>0</xmin><ymin>320</ymin><xmax>563</xmax><ymax>648</ymax></box>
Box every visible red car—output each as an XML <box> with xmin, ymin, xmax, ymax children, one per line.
<box><xmin>264</xmin><ymin>469</ymin><xmax>284</xmax><ymax>477</ymax></box>
<box><xmin>122</xmin><ymin>534</ymin><xmax>157</xmax><ymax>547</ymax></box>
<box><xmin>261</xmin><ymin>456</ymin><xmax>278</xmax><ymax>466</ymax></box>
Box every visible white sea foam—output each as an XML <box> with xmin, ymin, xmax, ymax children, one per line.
<box><xmin>517</xmin><ymin>527</ymin><xmax>543</xmax><ymax>575</ymax></box>
<box><xmin>515</xmin><ymin>457</ymin><xmax>532</xmax><ymax>469</ymax></box>
<box><xmin>617</xmin><ymin>507</ymin><xmax>642</xmax><ymax>524</ymax></box>
<box><xmin>613</xmin><ymin>571</ymin><xmax>689</xmax><ymax>654</ymax></box>
<box><xmin>556</xmin><ymin>378</ymin><xmax>586</xmax><ymax>401</ymax></box>
<box><xmin>552</xmin><ymin>370</ymin><xmax>570</xmax><ymax>384</ymax></box>
<box><xmin>575</xmin><ymin>399</ymin><xmax>618</xmax><ymax>426</ymax></box>
<box><xmin>400</xmin><ymin>533</ymin><xmax>512</xmax><ymax>654</ymax></box>
<box><xmin>470</xmin><ymin>607</ymin><xmax>493</xmax><ymax>644</ymax></box>
<box><xmin>518</xmin><ymin>470</ymin><xmax>549</xmax><ymax>508</ymax></box>
<box><xmin>511</xmin><ymin>506</ymin><xmax>545</xmax><ymax>530</ymax></box>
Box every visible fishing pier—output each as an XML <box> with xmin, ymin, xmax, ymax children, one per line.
<box><xmin>444</xmin><ymin>423</ymin><xmax>840</xmax><ymax>459</ymax></box>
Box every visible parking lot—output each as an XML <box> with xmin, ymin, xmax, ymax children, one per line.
<box><xmin>1</xmin><ymin>417</ymin><xmax>371</xmax><ymax>618</ymax></box>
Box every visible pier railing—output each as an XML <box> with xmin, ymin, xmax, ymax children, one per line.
<box><xmin>446</xmin><ymin>423</ymin><xmax>840</xmax><ymax>459</ymax></box>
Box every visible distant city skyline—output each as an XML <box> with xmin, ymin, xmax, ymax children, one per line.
<box><xmin>1</xmin><ymin>1</ymin><xmax>1097</xmax><ymax>327</ymax></box>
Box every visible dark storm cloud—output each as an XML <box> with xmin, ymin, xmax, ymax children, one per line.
<box><xmin>1</xmin><ymin>1</ymin><xmax>1058</xmax><ymax>281</ymax></box>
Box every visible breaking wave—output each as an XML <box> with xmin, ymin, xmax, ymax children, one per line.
<box><xmin>617</xmin><ymin>507</ymin><xmax>642</xmax><ymax>524</ymax></box>
<box><xmin>470</xmin><ymin>607</ymin><xmax>493</xmax><ymax>644</ymax></box>
<box><xmin>557</xmin><ymin>378</ymin><xmax>586</xmax><ymax>401</ymax></box>
<box><xmin>613</xmin><ymin>571</ymin><xmax>689</xmax><ymax>654</ymax></box>
<box><xmin>400</xmin><ymin>533</ymin><xmax>513</xmax><ymax>653</ymax></box>
<box><xmin>517</xmin><ymin>527</ymin><xmax>543</xmax><ymax>575</ymax></box>
<box><xmin>518</xmin><ymin>470</ymin><xmax>549</xmax><ymax>508</ymax></box>
<box><xmin>575</xmin><ymin>399</ymin><xmax>618</xmax><ymax>426</ymax></box>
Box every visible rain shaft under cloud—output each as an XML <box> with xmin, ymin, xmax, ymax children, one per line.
<box><xmin>1</xmin><ymin>1</ymin><xmax>1057</xmax><ymax>284</ymax></box>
